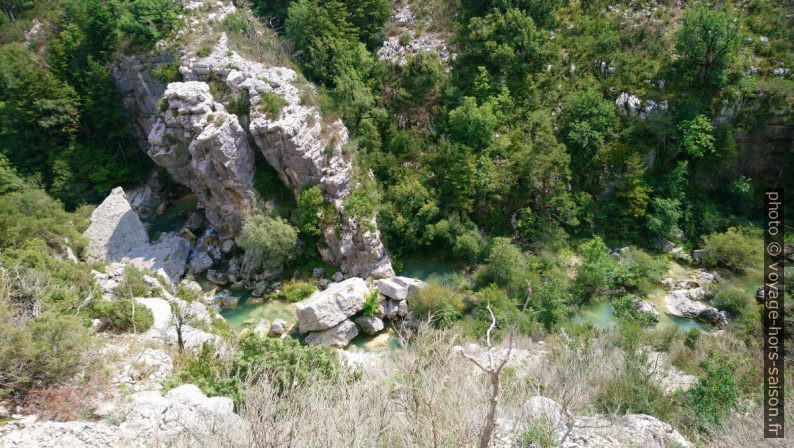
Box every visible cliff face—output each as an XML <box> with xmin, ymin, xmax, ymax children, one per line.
<box><xmin>115</xmin><ymin>1</ymin><xmax>393</xmax><ymax>277</ymax></box>
<box><xmin>147</xmin><ymin>81</ymin><xmax>258</xmax><ymax>239</ymax></box>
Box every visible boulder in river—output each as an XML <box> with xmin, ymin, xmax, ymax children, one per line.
<box><xmin>376</xmin><ymin>276</ymin><xmax>426</xmax><ymax>301</ymax></box>
<box><xmin>296</xmin><ymin>277</ymin><xmax>369</xmax><ymax>332</ymax></box>
<box><xmin>304</xmin><ymin>319</ymin><xmax>358</xmax><ymax>347</ymax></box>
<box><xmin>354</xmin><ymin>316</ymin><xmax>384</xmax><ymax>335</ymax></box>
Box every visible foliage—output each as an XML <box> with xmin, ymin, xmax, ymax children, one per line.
<box><xmin>409</xmin><ymin>282</ymin><xmax>466</xmax><ymax>329</ymax></box>
<box><xmin>612</xmin><ymin>248</ymin><xmax>669</xmax><ymax>295</ymax></box>
<box><xmin>0</xmin><ymin>308</ymin><xmax>92</xmax><ymax>398</ymax></box>
<box><xmin>574</xmin><ymin>236</ymin><xmax>616</xmax><ymax>303</ymax></box>
<box><xmin>236</xmin><ymin>334</ymin><xmax>338</xmax><ymax>394</ymax></box>
<box><xmin>612</xmin><ymin>294</ymin><xmax>657</xmax><ymax>327</ymax></box>
<box><xmin>296</xmin><ymin>186</ymin><xmax>326</xmax><ymax>239</ymax></box>
<box><xmin>679</xmin><ymin>114</ymin><xmax>714</xmax><ymax>158</ymax></box>
<box><xmin>447</xmin><ymin>97</ymin><xmax>497</xmax><ymax>149</ymax></box>
<box><xmin>361</xmin><ymin>290</ymin><xmax>380</xmax><ymax>317</ymax></box>
<box><xmin>701</xmin><ymin>228</ymin><xmax>759</xmax><ymax>270</ymax></box>
<box><xmin>257</xmin><ymin>91</ymin><xmax>288</xmax><ymax>118</ymax></box>
<box><xmin>686</xmin><ymin>351</ymin><xmax>738</xmax><ymax>431</ymax></box>
<box><xmin>91</xmin><ymin>298</ymin><xmax>154</xmax><ymax>333</ymax></box>
<box><xmin>239</xmin><ymin>210</ymin><xmax>298</xmax><ymax>270</ymax></box>
<box><xmin>285</xmin><ymin>0</ymin><xmax>371</xmax><ymax>86</ymax></box>
<box><xmin>711</xmin><ymin>286</ymin><xmax>752</xmax><ymax>317</ymax></box>
<box><xmin>274</xmin><ymin>280</ymin><xmax>316</xmax><ymax>302</ymax></box>
<box><xmin>476</xmin><ymin>237</ymin><xmax>529</xmax><ymax>299</ymax></box>
<box><xmin>675</xmin><ymin>3</ymin><xmax>741</xmax><ymax>87</ymax></box>
<box><xmin>454</xmin><ymin>7</ymin><xmax>546</xmax><ymax>91</ymax></box>
<box><xmin>119</xmin><ymin>0</ymin><xmax>179</xmax><ymax>51</ymax></box>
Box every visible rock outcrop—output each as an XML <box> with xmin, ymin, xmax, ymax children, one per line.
<box><xmin>296</xmin><ymin>278</ymin><xmax>370</xmax><ymax>333</ymax></box>
<box><xmin>495</xmin><ymin>396</ymin><xmax>692</xmax><ymax>448</ymax></box>
<box><xmin>83</xmin><ymin>187</ymin><xmax>149</xmax><ymax>263</ymax></box>
<box><xmin>378</xmin><ymin>4</ymin><xmax>454</xmax><ymax>66</ymax></box>
<box><xmin>0</xmin><ymin>385</ymin><xmax>248</xmax><ymax>447</ymax></box>
<box><xmin>83</xmin><ymin>188</ymin><xmax>190</xmax><ymax>283</ymax></box>
<box><xmin>662</xmin><ymin>273</ymin><xmax>728</xmax><ymax>327</ymax></box>
<box><xmin>116</xmin><ymin>1</ymin><xmax>394</xmax><ymax>277</ymax></box>
<box><xmin>148</xmin><ymin>81</ymin><xmax>259</xmax><ymax>239</ymax></box>
<box><xmin>303</xmin><ymin>319</ymin><xmax>359</xmax><ymax>347</ymax></box>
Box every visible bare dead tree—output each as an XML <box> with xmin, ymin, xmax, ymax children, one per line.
<box><xmin>461</xmin><ymin>281</ymin><xmax>532</xmax><ymax>448</ymax></box>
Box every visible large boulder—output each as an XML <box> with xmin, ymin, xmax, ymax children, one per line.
<box><xmin>354</xmin><ymin>316</ymin><xmax>384</xmax><ymax>335</ymax></box>
<box><xmin>296</xmin><ymin>277</ymin><xmax>370</xmax><ymax>332</ymax></box>
<box><xmin>83</xmin><ymin>187</ymin><xmax>149</xmax><ymax>263</ymax></box>
<box><xmin>126</xmin><ymin>171</ymin><xmax>166</xmax><ymax>220</ymax></box>
<box><xmin>303</xmin><ymin>319</ymin><xmax>358</xmax><ymax>347</ymax></box>
<box><xmin>376</xmin><ymin>276</ymin><xmax>426</xmax><ymax>301</ymax></box>
<box><xmin>124</xmin><ymin>232</ymin><xmax>190</xmax><ymax>284</ymax></box>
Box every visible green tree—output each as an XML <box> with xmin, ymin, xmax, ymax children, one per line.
<box><xmin>434</xmin><ymin>141</ymin><xmax>477</xmax><ymax>213</ymax></box>
<box><xmin>285</xmin><ymin>0</ymin><xmax>370</xmax><ymax>85</ymax></box>
<box><xmin>119</xmin><ymin>0</ymin><xmax>179</xmax><ymax>50</ymax></box>
<box><xmin>477</xmin><ymin>237</ymin><xmax>529</xmax><ymax>298</ymax></box>
<box><xmin>575</xmin><ymin>236</ymin><xmax>616</xmax><ymax>302</ymax></box>
<box><xmin>616</xmin><ymin>153</ymin><xmax>651</xmax><ymax>220</ymax></box>
<box><xmin>455</xmin><ymin>8</ymin><xmax>546</xmax><ymax>89</ymax></box>
<box><xmin>645</xmin><ymin>197</ymin><xmax>682</xmax><ymax>240</ymax></box>
<box><xmin>687</xmin><ymin>351</ymin><xmax>738</xmax><ymax>431</ymax></box>
<box><xmin>679</xmin><ymin>114</ymin><xmax>715</xmax><ymax>158</ymax></box>
<box><xmin>448</xmin><ymin>97</ymin><xmax>497</xmax><ymax>149</ymax></box>
<box><xmin>675</xmin><ymin>3</ymin><xmax>741</xmax><ymax>87</ymax></box>
<box><xmin>296</xmin><ymin>186</ymin><xmax>326</xmax><ymax>239</ymax></box>
<box><xmin>239</xmin><ymin>211</ymin><xmax>298</xmax><ymax>270</ymax></box>
<box><xmin>511</xmin><ymin>111</ymin><xmax>579</xmax><ymax>241</ymax></box>
<box><xmin>559</xmin><ymin>89</ymin><xmax>616</xmax><ymax>185</ymax></box>
<box><xmin>345</xmin><ymin>0</ymin><xmax>389</xmax><ymax>49</ymax></box>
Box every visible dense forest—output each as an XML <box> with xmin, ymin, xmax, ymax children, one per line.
<box><xmin>0</xmin><ymin>0</ymin><xmax>792</xmax><ymax>447</ymax></box>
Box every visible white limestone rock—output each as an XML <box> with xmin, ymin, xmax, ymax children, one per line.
<box><xmin>83</xmin><ymin>187</ymin><xmax>149</xmax><ymax>263</ymax></box>
<box><xmin>304</xmin><ymin>319</ymin><xmax>358</xmax><ymax>347</ymax></box>
<box><xmin>147</xmin><ymin>81</ymin><xmax>259</xmax><ymax>239</ymax></box>
<box><xmin>123</xmin><ymin>232</ymin><xmax>190</xmax><ymax>284</ymax></box>
<box><xmin>376</xmin><ymin>276</ymin><xmax>426</xmax><ymax>301</ymax></box>
<box><xmin>296</xmin><ymin>277</ymin><xmax>370</xmax><ymax>332</ymax></box>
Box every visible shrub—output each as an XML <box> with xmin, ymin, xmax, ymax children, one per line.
<box><xmin>0</xmin><ymin>310</ymin><xmax>92</xmax><ymax>397</ymax></box>
<box><xmin>409</xmin><ymin>282</ymin><xmax>466</xmax><ymax>329</ymax></box>
<box><xmin>257</xmin><ymin>91</ymin><xmax>288</xmax><ymax>118</ymax></box>
<box><xmin>91</xmin><ymin>298</ymin><xmax>154</xmax><ymax>333</ymax></box>
<box><xmin>453</xmin><ymin>230</ymin><xmax>483</xmax><ymax>264</ymax></box>
<box><xmin>361</xmin><ymin>290</ymin><xmax>381</xmax><ymax>317</ymax></box>
<box><xmin>612</xmin><ymin>294</ymin><xmax>657</xmax><ymax>327</ymax></box>
<box><xmin>112</xmin><ymin>265</ymin><xmax>157</xmax><ymax>299</ymax></box>
<box><xmin>150</xmin><ymin>63</ymin><xmax>181</xmax><ymax>84</ymax></box>
<box><xmin>574</xmin><ymin>236</ymin><xmax>616</xmax><ymax>302</ymax></box>
<box><xmin>701</xmin><ymin>228</ymin><xmax>759</xmax><ymax>271</ymax></box>
<box><xmin>239</xmin><ymin>210</ymin><xmax>298</xmax><ymax>270</ymax></box>
<box><xmin>711</xmin><ymin>287</ymin><xmax>752</xmax><ymax>317</ymax></box>
<box><xmin>476</xmin><ymin>237</ymin><xmax>529</xmax><ymax>298</ymax></box>
<box><xmin>119</xmin><ymin>0</ymin><xmax>179</xmax><ymax>50</ymax></box>
<box><xmin>296</xmin><ymin>186</ymin><xmax>325</xmax><ymax>239</ymax></box>
<box><xmin>684</xmin><ymin>328</ymin><xmax>700</xmax><ymax>350</ymax></box>
<box><xmin>237</xmin><ymin>334</ymin><xmax>338</xmax><ymax>394</ymax></box>
<box><xmin>686</xmin><ymin>351</ymin><xmax>738</xmax><ymax>431</ymax></box>
<box><xmin>613</xmin><ymin>248</ymin><xmax>669</xmax><ymax>295</ymax></box>
<box><xmin>275</xmin><ymin>280</ymin><xmax>316</xmax><ymax>302</ymax></box>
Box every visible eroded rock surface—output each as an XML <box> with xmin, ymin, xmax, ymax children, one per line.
<box><xmin>83</xmin><ymin>187</ymin><xmax>149</xmax><ymax>263</ymax></box>
<box><xmin>0</xmin><ymin>385</ymin><xmax>248</xmax><ymax>448</ymax></box>
<box><xmin>296</xmin><ymin>277</ymin><xmax>369</xmax><ymax>333</ymax></box>
<box><xmin>83</xmin><ymin>188</ymin><xmax>189</xmax><ymax>284</ymax></box>
<box><xmin>147</xmin><ymin>81</ymin><xmax>258</xmax><ymax>239</ymax></box>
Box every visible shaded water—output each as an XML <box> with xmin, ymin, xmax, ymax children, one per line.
<box><xmin>146</xmin><ymin>194</ymin><xmax>198</xmax><ymax>238</ymax></box>
<box><xmin>400</xmin><ymin>256</ymin><xmax>463</xmax><ymax>282</ymax></box>
<box><xmin>574</xmin><ymin>301</ymin><xmax>708</xmax><ymax>332</ymax></box>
